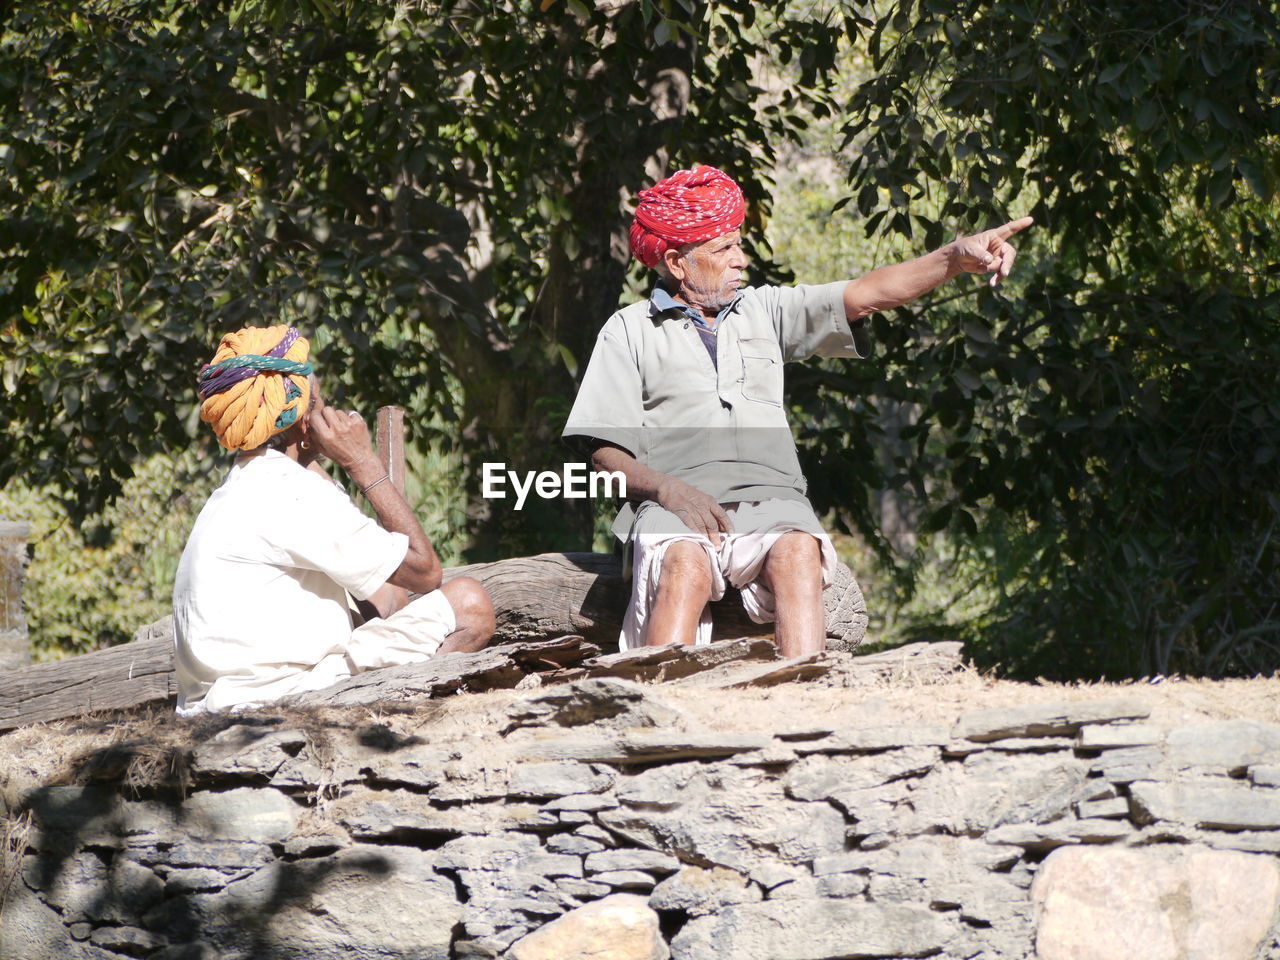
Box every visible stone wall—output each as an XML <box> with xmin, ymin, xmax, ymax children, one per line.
<box><xmin>0</xmin><ymin>522</ymin><xmax>30</xmax><ymax>671</ymax></box>
<box><xmin>3</xmin><ymin>678</ymin><xmax>1280</xmax><ymax>960</ymax></box>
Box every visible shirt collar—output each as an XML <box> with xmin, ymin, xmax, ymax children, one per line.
<box><xmin>648</xmin><ymin>282</ymin><xmax>742</xmax><ymax>329</ymax></box>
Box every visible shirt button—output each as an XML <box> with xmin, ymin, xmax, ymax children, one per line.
<box><xmin>683</xmin><ymin>322</ymin><xmax>689</xmax><ymax>329</ymax></box>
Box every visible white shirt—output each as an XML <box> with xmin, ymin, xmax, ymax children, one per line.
<box><xmin>172</xmin><ymin>449</ymin><xmax>408</xmax><ymax>710</ymax></box>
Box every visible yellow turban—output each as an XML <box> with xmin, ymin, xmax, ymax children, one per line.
<box><xmin>197</xmin><ymin>325</ymin><xmax>313</xmax><ymax>451</ymax></box>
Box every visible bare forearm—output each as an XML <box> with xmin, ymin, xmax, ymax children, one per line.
<box><xmin>591</xmin><ymin>444</ymin><xmax>672</xmax><ymax>503</ymax></box>
<box><xmin>843</xmin><ymin>246</ymin><xmax>958</xmax><ymax>320</ymax></box>
<box><xmin>591</xmin><ymin>442</ymin><xmax>732</xmax><ymax>543</ymax></box>
<box><xmin>843</xmin><ymin>216</ymin><xmax>1034</xmax><ymax>320</ymax></box>
<box><xmin>345</xmin><ymin>455</ymin><xmax>442</xmax><ymax>594</ymax></box>
<box><xmin>361</xmin><ymin>582</ymin><xmax>410</xmax><ymax>620</ymax></box>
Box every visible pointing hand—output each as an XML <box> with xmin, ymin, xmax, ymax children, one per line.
<box><xmin>949</xmin><ymin>216</ymin><xmax>1034</xmax><ymax>288</ymax></box>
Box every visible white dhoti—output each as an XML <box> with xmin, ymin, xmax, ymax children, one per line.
<box><xmin>181</xmin><ymin>589</ymin><xmax>456</xmax><ymax>715</ymax></box>
<box><xmin>620</xmin><ymin>498</ymin><xmax>836</xmax><ymax>651</ymax></box>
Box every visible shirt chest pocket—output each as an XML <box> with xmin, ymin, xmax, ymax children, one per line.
<box><xmin>737</xmin><ymin>337</ymin><xmax>784</xmax><ymax>405</ymax></box>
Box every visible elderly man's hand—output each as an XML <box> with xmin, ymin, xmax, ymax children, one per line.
<box><xmin>308</xmin><ymin>406</ymin><xmax>377</xmax><ymax>472</ymax></box>
<box><xmin>948</xmin><ymin>216</ymin><xmax>1034</xmax><ymax>288</ymax></box>
<box><xmin>657</xmin><ymin>478</ymin><xmax>733</xmax><ymax>546</ymax></box>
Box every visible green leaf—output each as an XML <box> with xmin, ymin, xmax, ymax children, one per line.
<box><xmin>1238</xmin><ymin>159</ymin><xmax>1271</xmax><ymax>200</ymax></box>
<box><xmin>922</xmin><ymin>501</ymin><xmax>954</xmax><ymax>533</ymax></box>
<box><xmin>1135</xmin><ymin>99</ymin><xmax>1161</xmax><ymax>132</ymax></box>
<box><xmin>1097</xmin><ymin>62</ymin><xmax>1125</xmax><ymax>85</ymax></box>
<box><xmin>962</xmin><ymin>319</ymin><xmax>993</xmax><ymax>343</ymax></box>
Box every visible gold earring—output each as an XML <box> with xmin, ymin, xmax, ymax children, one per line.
<box><xmin>300</xmin><ymin>440</ymin><xmax>312</xmax><ymax>451</ymax></box>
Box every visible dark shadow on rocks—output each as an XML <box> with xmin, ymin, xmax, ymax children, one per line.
<box><xmin>355</xmin><ymin>723</ymin><xmax>425</xmax><ymax>753</ymax></box>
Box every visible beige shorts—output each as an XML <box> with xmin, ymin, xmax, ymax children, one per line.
<box><xmin>620</xmin><ymin>498</ymin><xmax>836</xmax><ymax>651</ymax></box>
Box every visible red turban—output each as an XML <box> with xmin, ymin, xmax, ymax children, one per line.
<box><xmin>628</xmin><ymin>165</ymin><xmax>745</xmax><ymax>269</ymax></box>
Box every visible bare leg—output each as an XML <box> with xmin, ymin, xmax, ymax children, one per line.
<box><xmin>644</xmin><ymin>540</ymin><xmax>714</xmax><ymax>646</ymax></box>
<box><xmin>759</xmin><ymin>532</ymin><xmax>825</xmax><ymax>658</ymax></box>
<box><xmin>436</xmin><ymin>577</ymin><xmax>496</xmax><ymax>654</ymax></box>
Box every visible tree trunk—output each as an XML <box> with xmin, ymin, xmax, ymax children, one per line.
<box><xmin>446</xmin><ymin>11</ymin><xmax>699</xmax><ymax>561</ymax></box>
<box><xmin>0</xmin><ymin>522</ymin><xmax>31</xmax><ymax>671</ymax></box>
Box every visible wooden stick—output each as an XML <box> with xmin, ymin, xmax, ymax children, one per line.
<box><xmin>375</xmin><ymin>406</ymin><xmax>407</xmax><ymax>496</ymax></box>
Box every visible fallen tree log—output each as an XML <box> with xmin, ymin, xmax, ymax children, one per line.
<box><xmin>0</xmin><ymin>552</ymin><xmax>868</xmax><ymax>732</ymax></box>
<box><xmin>442</xmin><ymin>551</ymin><xmax>868</xmax><ymax>651</ymax></box>
<box><xmin>0</xmin><ymin>617</ymin><xmax>176</xmax><ymax>732</ymax></box>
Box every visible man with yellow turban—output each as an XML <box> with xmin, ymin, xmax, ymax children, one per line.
<box><xmin>173</xmin><ymin>325</ymin><xmax>494</xmax><ymax>713</ymax></box>
<box><xmin>565</xmin><ymin>165</ymin><xmax>1032</xmax><ymax>658</ymax></box>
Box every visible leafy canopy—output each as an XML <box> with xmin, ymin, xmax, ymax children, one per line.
<box><xmin>794</xmin><ymin>0</ymin><xmax>1280</xmax><ymax>677</ymax></box>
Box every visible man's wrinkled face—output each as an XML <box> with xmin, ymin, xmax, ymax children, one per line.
<box><xmin>675</xmin><ymin>230</ymin><xmax>748</xmax><ymax>313</ymax></box>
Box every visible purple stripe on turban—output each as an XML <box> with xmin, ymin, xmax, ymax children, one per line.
<box><xmin>198</xmin><ymin>327</ymin><xmax>301</xmax><ymax>399</ymax></box>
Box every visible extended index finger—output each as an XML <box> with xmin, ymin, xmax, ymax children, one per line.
<box><xmin>993</xmin><ymin>216</ymin><xmax>1034</xmax><ymax>240</ymax></box>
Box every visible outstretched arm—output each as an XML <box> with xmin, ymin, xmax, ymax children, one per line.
<box><xmin>308</xmin><ymin>406</ymin><xmax>444</xmax><ymax>595</ymax></box>
<box><xmin>843</xmin><ymin>217</ymin><xmax>1034</xmax><ymax>321</ymax></box>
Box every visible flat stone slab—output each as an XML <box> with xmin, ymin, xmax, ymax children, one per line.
<box><xmin>522</xmin><ymin>732</ymin><xmax>772</xmax><ymax>765</ymax></box>
<box><xmin>1251</xmin><ymin>765</ymin><xmax>1280</xmax><ymax>787</ymax></box>
<box><xmin>190</xmin><ymin>725</ymin><xmax>308</xmax><ymax>779</ymax></box>
<box><xmin>953</xmin><ymin>697</ymin><xmax>1151</xmax><ymax>742</ymax></box>
<box><xmin>784</xmin><ymin>748</ymin><xmax>941</xmax><ymax>800</ymax></box>
<box><xmin>649</xmin><ymin>865</ymin><xmax>760</xmax><ymax>917</ymax></box>
<box><xmin>987</xmin><ymin>818</ymin><xmax>1133</xmax><ymax>849</ymax></box>
<box><xmin>1165</xmin><ymin>719</ymin><xmax>1280</xmax><ymax>772</ymax></box>
<box><xmin>507</xmin><ymin>760</ymin><xmax>615</xmax><ymax>799</ymax></box>
<box><xmin>1077</xmin><ymin>723</ymin><xmax>1163</xmax><ymax>750</ymax></box>
<box><xmin>181</xmin><ymin>787</ymin><xmax>299</xmax><ymax>843</ymax></box>
<box><xmin>585</xmin><ymin>850</ymin><xmax>681</xmax><ymax>875</ymax></box>
<box><xmin>1031</xmin><ymin>845</ymin><xmax>1280</xmax><ymax>960</ymax></box>
<box><xmin>1090</xmin><ymin>745</ymin><xmax>1165</xmax><ymax>784</ymax></box>
<box><xmin>285</xmin><ymin>636</ymin><xmax>602</xmax><ymax>708</ymax></box>
<box><xmin>943</xmin><ymin>736</ymin><xmax>1077</xmax><ymax>756</ymax></box>
<box><xmin>1076</xmin><ymin>796</ymin><xmax>1131</xmax><ymax>819</ymax></box>
<box><xmin>1130</xmin><ymin>780</ymin><xmax>1280</xmax><ymax>831</ymax></box>
<box><xmin>670</xmin><ymin>900</ymin><xmax>952</xmax><ymax>960</ymax></box>
<box><xmin>795</xmin><ymin>724</ymin><xmax>951</xmax><ymax>754</ymax></box>
<box><xmin>670</xmin><ymin>652</ymin><xmax>839</xmax><ymax>689</ymax></box>
<box><xmin>503</xmin><ymin>677</ymin><xmax>688</xmax><ymax>733</ymax></box>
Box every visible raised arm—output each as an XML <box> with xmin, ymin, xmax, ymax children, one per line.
<box><xmin>843</xmin><ymin>217</ymin><xmax>1034</xmax><ymax>321</ymax></box>
<box><xmin>308</xmin><ymin>406</ymin><xmax>443</xmax><ymax>595</ymax></box>
<box><xmin>591</xmin><ymin>442</ymin><xmax>733</xmax><ymax>546</ymax></box>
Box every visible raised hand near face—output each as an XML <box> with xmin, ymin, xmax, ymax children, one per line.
<box><xmin>948</xmin><ymin>216</ymin><xmax>1035</xmax><ymax>288</ymax></box>
<box><xmin>307</xmin><ymin>406</ymin><xmax>377</xmax><ymax>472</ymax></box>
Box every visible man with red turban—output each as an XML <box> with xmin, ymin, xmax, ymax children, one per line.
<box><xmin>565</xmin><ymin>164</ymin><xmax>1032</xmax><ymax>657</ymax></box>
<box><xmin>173</xmin><ymin>325</ymin><xmax>495</xmax><ymax>713</ymax></box>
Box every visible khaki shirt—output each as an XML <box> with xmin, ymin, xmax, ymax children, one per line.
<box><xmin>563</xmin><ymin>280</ymin><xmax>870</xmax><ymax>538</ymax></box>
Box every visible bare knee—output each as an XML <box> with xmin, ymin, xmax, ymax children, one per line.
<box><xmin>763</xmin><ymin>533</ymin><xmax>822</xmax><ymax>590</ymax></box>
<box><xmin>659</xmin><ymin>541</ymin><xmax>714</xmax><ymax>599</ymax></box>
<box><xmin>440</xmin><ymin>577</ymin><xmax>496</xmax><ymax>641</ymax></box>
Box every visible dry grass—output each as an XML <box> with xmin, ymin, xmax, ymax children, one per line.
<box><xmin>0</xmin><ymin>657</ymin><xmax>1277</xmax><ymax>804</ymax></box>
<box><xmin>0</xmin><ymin>808</ymin><xmax>32</xmax><ymax>915</ymax></box>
